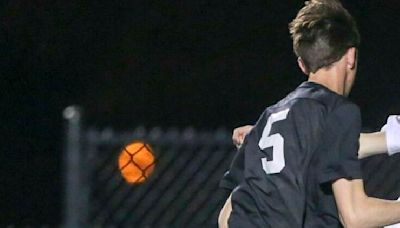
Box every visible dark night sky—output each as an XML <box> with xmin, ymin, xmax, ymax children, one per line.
<box><xmin>1</xmin><ymin>0</ymin><xmax>400</xmax><ymax>225</ymax></box>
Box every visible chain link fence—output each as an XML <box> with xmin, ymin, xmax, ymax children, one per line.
<box><xmin>63</xmin><ymin>106</ymin><xmax>234</xmax><ymax>227</ymax></box>
<box><xmin>63</xmin><ymin>106</ymin><xmax>400</xmax><ymax>227</ymax></box>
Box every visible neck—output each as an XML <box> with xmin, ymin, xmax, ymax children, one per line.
<box><xmin>308</xmin><ymin>65</ymin><xmax>346</xmax><ymax>96</ymax></box>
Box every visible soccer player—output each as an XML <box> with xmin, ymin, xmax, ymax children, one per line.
<box><xmin>219</xmin><ymin>1</ymin><xmax>400</xmax><ymax>227</ymax></box>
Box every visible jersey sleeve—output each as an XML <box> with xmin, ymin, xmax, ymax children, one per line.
<box><xmin>219</xmin><ymin>141</ymin><xmax>245</xmax><ymax>190</ymax></box>
<box><xmin>220</xmin><ymin>110</ymin><xmax>265</xmax><ymax>190</ymax></box>
<box><xmin>317</xmin><ymin>103</ymin><xmax>362</xmax><ymax>184</ymax></box>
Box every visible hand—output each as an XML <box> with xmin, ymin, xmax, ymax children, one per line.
<box><xmin>232</xmin><ymin>125</ymin><xmax>253</xmax><ymax>149</ymax></box>
<box><xmin>381</xmin><ymin>115</ymin><xmax>400</xmax><ymax>155</ymax></box>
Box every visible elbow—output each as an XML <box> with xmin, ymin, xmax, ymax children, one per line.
<box><xmin>339</xmin><ymin>203</ymin><xmax>370</xmax><ymax>228</ymax></box>
<box><xmin>340</xmin><ymin>212</ymin><xmax>364</xmax><ymax>228</ymax></box>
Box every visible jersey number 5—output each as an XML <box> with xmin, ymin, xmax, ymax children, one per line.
<box><xmin>258</xmin><ymin>109</ymin><xmax>290</xmax><ymax>174</ymax></box>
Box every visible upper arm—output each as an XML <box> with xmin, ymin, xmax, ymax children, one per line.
<box><xmin>332</xmin><ymin>178</ymin><xmax>367</xmax><ymax>227</ymax></box>
<box><xmin>333</xmin><ymin>177</ymin><xmax>400</xmax><ymax>227</ymax></box>
<box><xmin>218</xmin><ymin>193</ymin><xmax>232</xmax><ymax>228</ymax></box>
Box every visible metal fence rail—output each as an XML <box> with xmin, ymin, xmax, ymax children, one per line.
<box><xmin>63</xmin><ymin>106</ymin><xmax>400</xmax><ymax>227</ymax></box>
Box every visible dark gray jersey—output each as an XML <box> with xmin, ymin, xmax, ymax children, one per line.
<box><xmin>221</xmin><ymin>81</ymin><xmax>362</xmax><ymax>227</ymax></box>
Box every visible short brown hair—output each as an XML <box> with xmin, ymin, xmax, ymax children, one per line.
<box><xmin>289</xmin><ymin>0</ymin><xmax>360</xmax><ymax>73</ymax></box>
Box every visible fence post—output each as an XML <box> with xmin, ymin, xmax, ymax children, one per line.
<box><xmin>63</xmin><ymin>106</ymin><xmax>86</xmax><ymax>228</ymax></box>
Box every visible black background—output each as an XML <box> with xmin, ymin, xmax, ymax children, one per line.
<box><xmin>1</xmin><ymin>0</ymin><xmax>400</xmax><ymax>225</ymax></box>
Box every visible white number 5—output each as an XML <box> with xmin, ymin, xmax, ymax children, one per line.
<box><xmin>258</xmin><ymin>109</ymin><xmax>290</xmax><ymax>174</ymax></box>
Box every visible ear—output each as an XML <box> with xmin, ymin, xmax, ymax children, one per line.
<box><xmin>346</xmin><ymin>47</ymin><xmax>357</xmax><ymax>70</ymax></box>
<box><xmin>297</xmin><ymin>57</ymin><xmax>309</xmax><ymax>75</ymax></box>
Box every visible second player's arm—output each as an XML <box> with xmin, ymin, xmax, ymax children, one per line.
<box><xmin>358</xmin><ymin>132</ymin><xmax>387</xmax><ymax>158</ymax></box>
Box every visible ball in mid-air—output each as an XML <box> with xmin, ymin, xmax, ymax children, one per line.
<box><xmin>118</xmin><ymin>141</ymin><xmax>155</xmax><ymax>184</ymax></box>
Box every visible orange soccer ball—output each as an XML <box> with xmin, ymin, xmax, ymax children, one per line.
<box><xmin>118</xmin><ymin>141</ymin><xmax>155</xmax><ymax>184</ymax></box>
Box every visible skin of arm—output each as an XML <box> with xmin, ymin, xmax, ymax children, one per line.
<box><xmin>218</xmin><ymin>193</ymin><xmax>232</xmax><ymax>228</ymax></box>
<box><xmin>233</xmin><ymin>125</ymin><xmax>388</xmax><ymax>159</ymax></box>
<box><xmin>359</xmin><ymin>132</ymin><xmax>387</xmax><ymax>159</ymax></box>
<box><xmin>333</xmin><ymin>178</ymin><xmax>400</xmax><ymax>227</ymax></box>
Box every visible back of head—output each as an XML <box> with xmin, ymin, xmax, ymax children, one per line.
<box><xmin>289</xmin><ymin>0</ymin><xmax>360</xmax><ymax>73</ymax></box>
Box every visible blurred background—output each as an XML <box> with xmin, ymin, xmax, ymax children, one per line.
<box><xmin>1</xmin><ymin>0</ymin><xmax>400</xmax><ymax>226</ymax></box>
